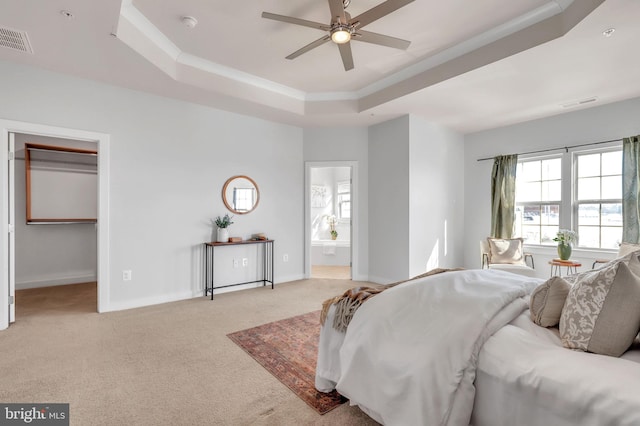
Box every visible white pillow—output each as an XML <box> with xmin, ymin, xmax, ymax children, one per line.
<box><xmin>487</xmin><ymin>238</ymin><xmax>525</xmax><ymax>265</ymax></box>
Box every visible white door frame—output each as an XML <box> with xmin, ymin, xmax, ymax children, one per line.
<box><xmin>1</xmin><ymin>119</ymin><xmax>110</xmax><ymax>330</ymax></box>
<box><xmin>304</xmin><ymin>161</ymin><xmax>358</xmax><ymax>279</ymax></box>
<box><xmin>8</xmin><ymin>132</ymin><xmax>14</xmax><ymax>323</ymax></box>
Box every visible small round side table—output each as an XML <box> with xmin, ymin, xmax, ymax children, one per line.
<box><xmin>548</xmin><ymin>259</ymin><xmax>581</xmax><ymax>277</ymax></box>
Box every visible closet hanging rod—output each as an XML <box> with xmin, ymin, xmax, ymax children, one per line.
<box><xmin>27</xmin><ymin>147</ymin><xmax>97</xmax><ymax>156</ymax></box>
<box><xmin>476</xmin><ymin>138</ymin><xmax>623</xmax><ymax>162</ymax></box>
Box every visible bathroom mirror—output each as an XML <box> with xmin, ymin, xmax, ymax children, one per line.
<box><xmin>222</xmin><ymin>175</ymin><xmax>260</xmax><ymax>215</ymax></box>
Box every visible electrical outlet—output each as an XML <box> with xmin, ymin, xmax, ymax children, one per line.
<box><xmin>283</xmin><ymin>254</ymin><xmax>289</xmax><ymax>262</ymax></box>
<box><xmin>122</xmin><ymin>270</ymin><xmax>132</xmax><ymax>281</ymax></box>
<box><xmin>233</xmin><ymin>259</ymin><xmax>239</xmax><ymax>268</ymax></box>
<box><xmin>242</xmin><ymin>258</ymin><xmax>248</xmax><ymax>267</ymax></box>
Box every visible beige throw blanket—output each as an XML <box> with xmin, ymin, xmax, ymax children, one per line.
<box><xmin>320</xmin><ymin>268</ymin><xmax>463</xmax><ymax>332</ymax></box>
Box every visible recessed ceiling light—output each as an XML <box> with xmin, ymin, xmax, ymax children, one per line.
<box><xmin>181</xmin><ymin>16</ymin><xmax>198</xmax><ymax>29</ymax></box>
<box><xmin>60</xmin><ymin>10</ymin><xmax>74</xmax><ymax>19</ymax></box>
<box><xmin>602</xmin><ymin>28</ymin><xmax>615</xmax><ymax>37</ymax></box>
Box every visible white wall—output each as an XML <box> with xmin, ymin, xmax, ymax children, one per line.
<box><xmin>368</xmin><ymin>116</ymin><xmax>411</xmax><ymax>282</ymax></box>
<box><xmin>14</xmin><ymin>134</ymin><xmax>97</xmax><ymax>289</ymax></box>
<box><xmin>464</xmin><ymin>97</ymin><xmax>640</xmax><ymax>277</ymax></box>
<box><xmin>303</xmin><ymin>127</ymin><xmax>369</xmax><ymax>280</ymax></box>
<box><xmin>368</xmin><ymin>115</ymin><xmax>466</xmax><ymax>283</ymax></box>
<box><xmin>0</xmin><ymin>60</ymin><xmax>304</xmax><ymax>311</ymax></box>
<box><xmin>409</xmin><ymin>116</ymin><xmax>465</xmax><ymax>277</ymax></box>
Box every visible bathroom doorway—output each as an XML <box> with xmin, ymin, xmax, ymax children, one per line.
<box><xmin>305</xmin><ymin>161</ymin><xmax>358</xmax><ymax>280</ymax></box>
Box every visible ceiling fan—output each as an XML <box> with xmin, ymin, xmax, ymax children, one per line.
<box><xmin>262</xmin><ymin>0</ymin><xmax>415</xmax><ymax>71</ymax></box>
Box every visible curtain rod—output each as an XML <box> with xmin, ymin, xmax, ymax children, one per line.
<box><xmin>476</xmin><ymin>138</ymin><xmax>623</xmax><ymax>162</ymax></box>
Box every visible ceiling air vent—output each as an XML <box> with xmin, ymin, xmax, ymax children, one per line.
<box><xmin>561</xmin><ymin>97</ymin><xmax>598</xmax><ymax>109</ymax></box>
<box><xmin>0</xmin><ymin>26</ymin><xmax>33</xmax><ymax>54</ymax></box>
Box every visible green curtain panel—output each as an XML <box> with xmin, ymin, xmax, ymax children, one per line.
<box><xmin>491</xmin><ymin>154</ymin><xmax>518</xmax><ymax>238</ymax></box>
<box><xmin>623</xmin><ymin>135</ymin><xmax>640</xmax><ymax>244</ymax></box>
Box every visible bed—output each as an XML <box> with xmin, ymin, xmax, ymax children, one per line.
<box><xmin>315</xmin><ymin>267</ymin><xmax>640</xmax><ymax>426</ymax></box>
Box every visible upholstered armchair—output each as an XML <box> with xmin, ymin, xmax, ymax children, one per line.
<box><xmin>480</xmin><ymin>238</ymin><xmax>536</xmax><ymax>277</ymax></box>
<box><xmin>592</xmin><ymin>242</ymin><xmax>640</xmax><ymax>268</ymax></box>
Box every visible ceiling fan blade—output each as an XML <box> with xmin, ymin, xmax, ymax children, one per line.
<box><xmin>286</xmin><ymin>35</ymin><xmax>331</xmax><ymax>60</ymax></box>
<box><xmin>338</xmin><ymin>42</ymin><xmax>354</xmax><ymax>71</ymax></box>
<box><xmin>355</xmin><ymin>30</ymin><xmax>411</xmax><ymax>50</ymax></box>
<box><xmin>350</xmin><ymin>0</ymin><xmax>415</xmax><ymax>28</ymax></box>
<box><xmin>262</xmin><ymin>12</ymin><xmax>329</xmax><ymax>31</ymax></box>
<box><xmin>327</xmin><ymin>0</ymin><xmax>347</xmax><ymax>23</ymax></box>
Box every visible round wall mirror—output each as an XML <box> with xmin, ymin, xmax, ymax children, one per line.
<box><xmin>222</xmin><ymin>175</ymin><xmax>260</xmax><ymax>215</ymax></box>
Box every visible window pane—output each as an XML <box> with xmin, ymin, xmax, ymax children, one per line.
<box><xmin>541</xmin><ymin>180</ymin><xmax>561</xmax><ymax>201</ymax></box>
<box><xmin>523</xmin><ymin>206</ymin><xmax>540</xmax><ymax>224</ymax></box>
<box><xmin>601</xmin><ymin>176</ymin><xmax>621</xmax><ymax>199</ymax></box>
<box><xmin>578</xmin><ymin>226</ymin><xmax>600</xmax><ymax>248</ymax></box>
<box><xmin>578</xmin><ymin>154</ymin><xmax>600</xmax><ymax>177</ymax></box>
<box><xmin>602</xmin><ymin>151</ymin><xmax>621</xmax><ymax>176</ymax></box>
<box><xmin>541</xmin><ymin>158</ymin><xmax>561</xmax><ymax>180</ymax></box>
<box><xmin>601</xmin><ymin>227</ymin><xmax>622</xmax><ymax>249</ymax></box>
<box><xmin>518</xmin><ymin>182</ymin><xmax>540</xmax><ymax>202</ymax></box>
<box><xmin>521</xmin><ymin>161</ymin><xmax>540</xmax><ymax>181</ymax></box>
<box><xmin>540</xmin><ymin>226</ymin><xmax>558</xmax><ymax>245</ymax></box>
<box><xmin>541</xmin><ymin>204</ymin><xmax>559</xmax><ymax>225</ymax></box>
<box><xmin>516</xmin><ymin>157</ymin><xmax>562</xmax><ymax>244</ymax></box>
<box><xmin>577</xmin><ymin>177</ymin><xmax>600</xmax><ymax>200</ymax></box>
<box><xmin>578</xmin><ymin>204</ymin><xmax>600</xmax><ymax>226</ymax></box>
<box><xmin>340</xmin><ymin>202</ymin><xmax>351</xmax><ymax>219</ymax></box>
<box><xmin>521</xmin><ymin>226</ymin><xmax>540</xmax><ymax>244</ymax></box>
<box><xmin>602</xmin><ymin>203</ymin><xmax>622</xmax><ymax>226</ymax></box>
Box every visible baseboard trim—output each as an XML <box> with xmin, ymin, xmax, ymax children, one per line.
<box><xmin>17</xmin><ymin>272</ymin><xmax>97</xmax><ymax>290</ymax></box>
<box><xmin>351</xmin><ymin>273</ymin><xmax>369</xmax><ymax>282</ymax></box>
<box><xmin>276</xmin><ymin>273</ymin><xmax>306</xmax><ymax>284</ymax></box>
<box><xmin>97</xmin><ymin>274</ymin><xmax>308</xmax><ymax>313</ymax></box>
<box><xmin>105</xmin><ymin>289</ymin><xmax>202</xmax><ymax>312</ymax></box>
<box><xmin>366</xmin><ymin>275</ymin><xmax>393</xmax><ymax>285</ymax></box>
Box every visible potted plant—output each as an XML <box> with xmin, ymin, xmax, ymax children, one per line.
<box><xmin>214</xmin><ymin>214</ymin><xmax>234</xmax><ymax>243</ymax></box>
<box><xmin>553</xmin><ymin>229</ymin><xmax>578</xmax><ymax>260</ymax></box>
<box><xmin>325</xmin><ymin>214</ymin><xmax>338</xmax><ymax>240</ymax></box>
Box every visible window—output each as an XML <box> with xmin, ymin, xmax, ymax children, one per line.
<box><xmin>337</xmin><ymin>181</ymin><xmax>351</xmax><ymax>220</ymax></box>
<box><xmin>514</xmin><ymin>145</ymin><xmax>622</xmax><ymax>249</ymax></box>
<box><xmin>515</xmin><ymin>157</ymin><xmax>561</xmax><ymax>245</ymax></box>
<box><xmin>575</xmin><ymin>150</ymin><xmax>622</xmax><ymax>249</ymax></box>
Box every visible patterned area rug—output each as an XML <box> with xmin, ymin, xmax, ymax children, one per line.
<box><xmin>227</xmin><ymin>310</ymin><xmax>347</xmax><ymax>414</ymax></box>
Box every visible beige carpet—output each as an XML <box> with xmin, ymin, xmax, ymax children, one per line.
<box><xmin>2</xmin><ymin>280</ymin><xmax>379</xmax><ymax>425</ymax></box>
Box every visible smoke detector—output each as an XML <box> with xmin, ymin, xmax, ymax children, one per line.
<box><xmin>181</xmin><ymin>16</ymin><xmax>198</xmax><ymax>29</ymax></box>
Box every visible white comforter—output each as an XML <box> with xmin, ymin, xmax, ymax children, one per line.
<box><xmin>473</xmin><ymin>315</ymin><xmax>640</xmax><ymax>426</ymax></box>
<box><xmin>315</xmin><ymin>269</ymin><xmax>540</xmax><ymax>426</ymax></box>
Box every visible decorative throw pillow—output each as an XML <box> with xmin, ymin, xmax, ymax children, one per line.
<box><xmin>487</xmin><ymin>238</ymin><xmax>525</xmax><ymax>265</ymax></box>
<box><xmin>530</xmin><ymin>276</ymin><xmax>571</xmax><ymax>327</ymax></box>
<box><xmin>559</xmin><ymin>252</ymin><xmax>640</xmax><ymax>357</ymax></box>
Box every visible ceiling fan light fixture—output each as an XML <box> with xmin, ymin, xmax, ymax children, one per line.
<box><xmin>331</xmin><ymin>25</ymin><xmax>352</xmax><ymax>44</ymax></box>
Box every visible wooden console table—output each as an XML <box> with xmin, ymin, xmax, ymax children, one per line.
<box><xmin>203</xmin><ymin>239</ymin><xmax>274</xmax><ymax>300</ymax></box>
